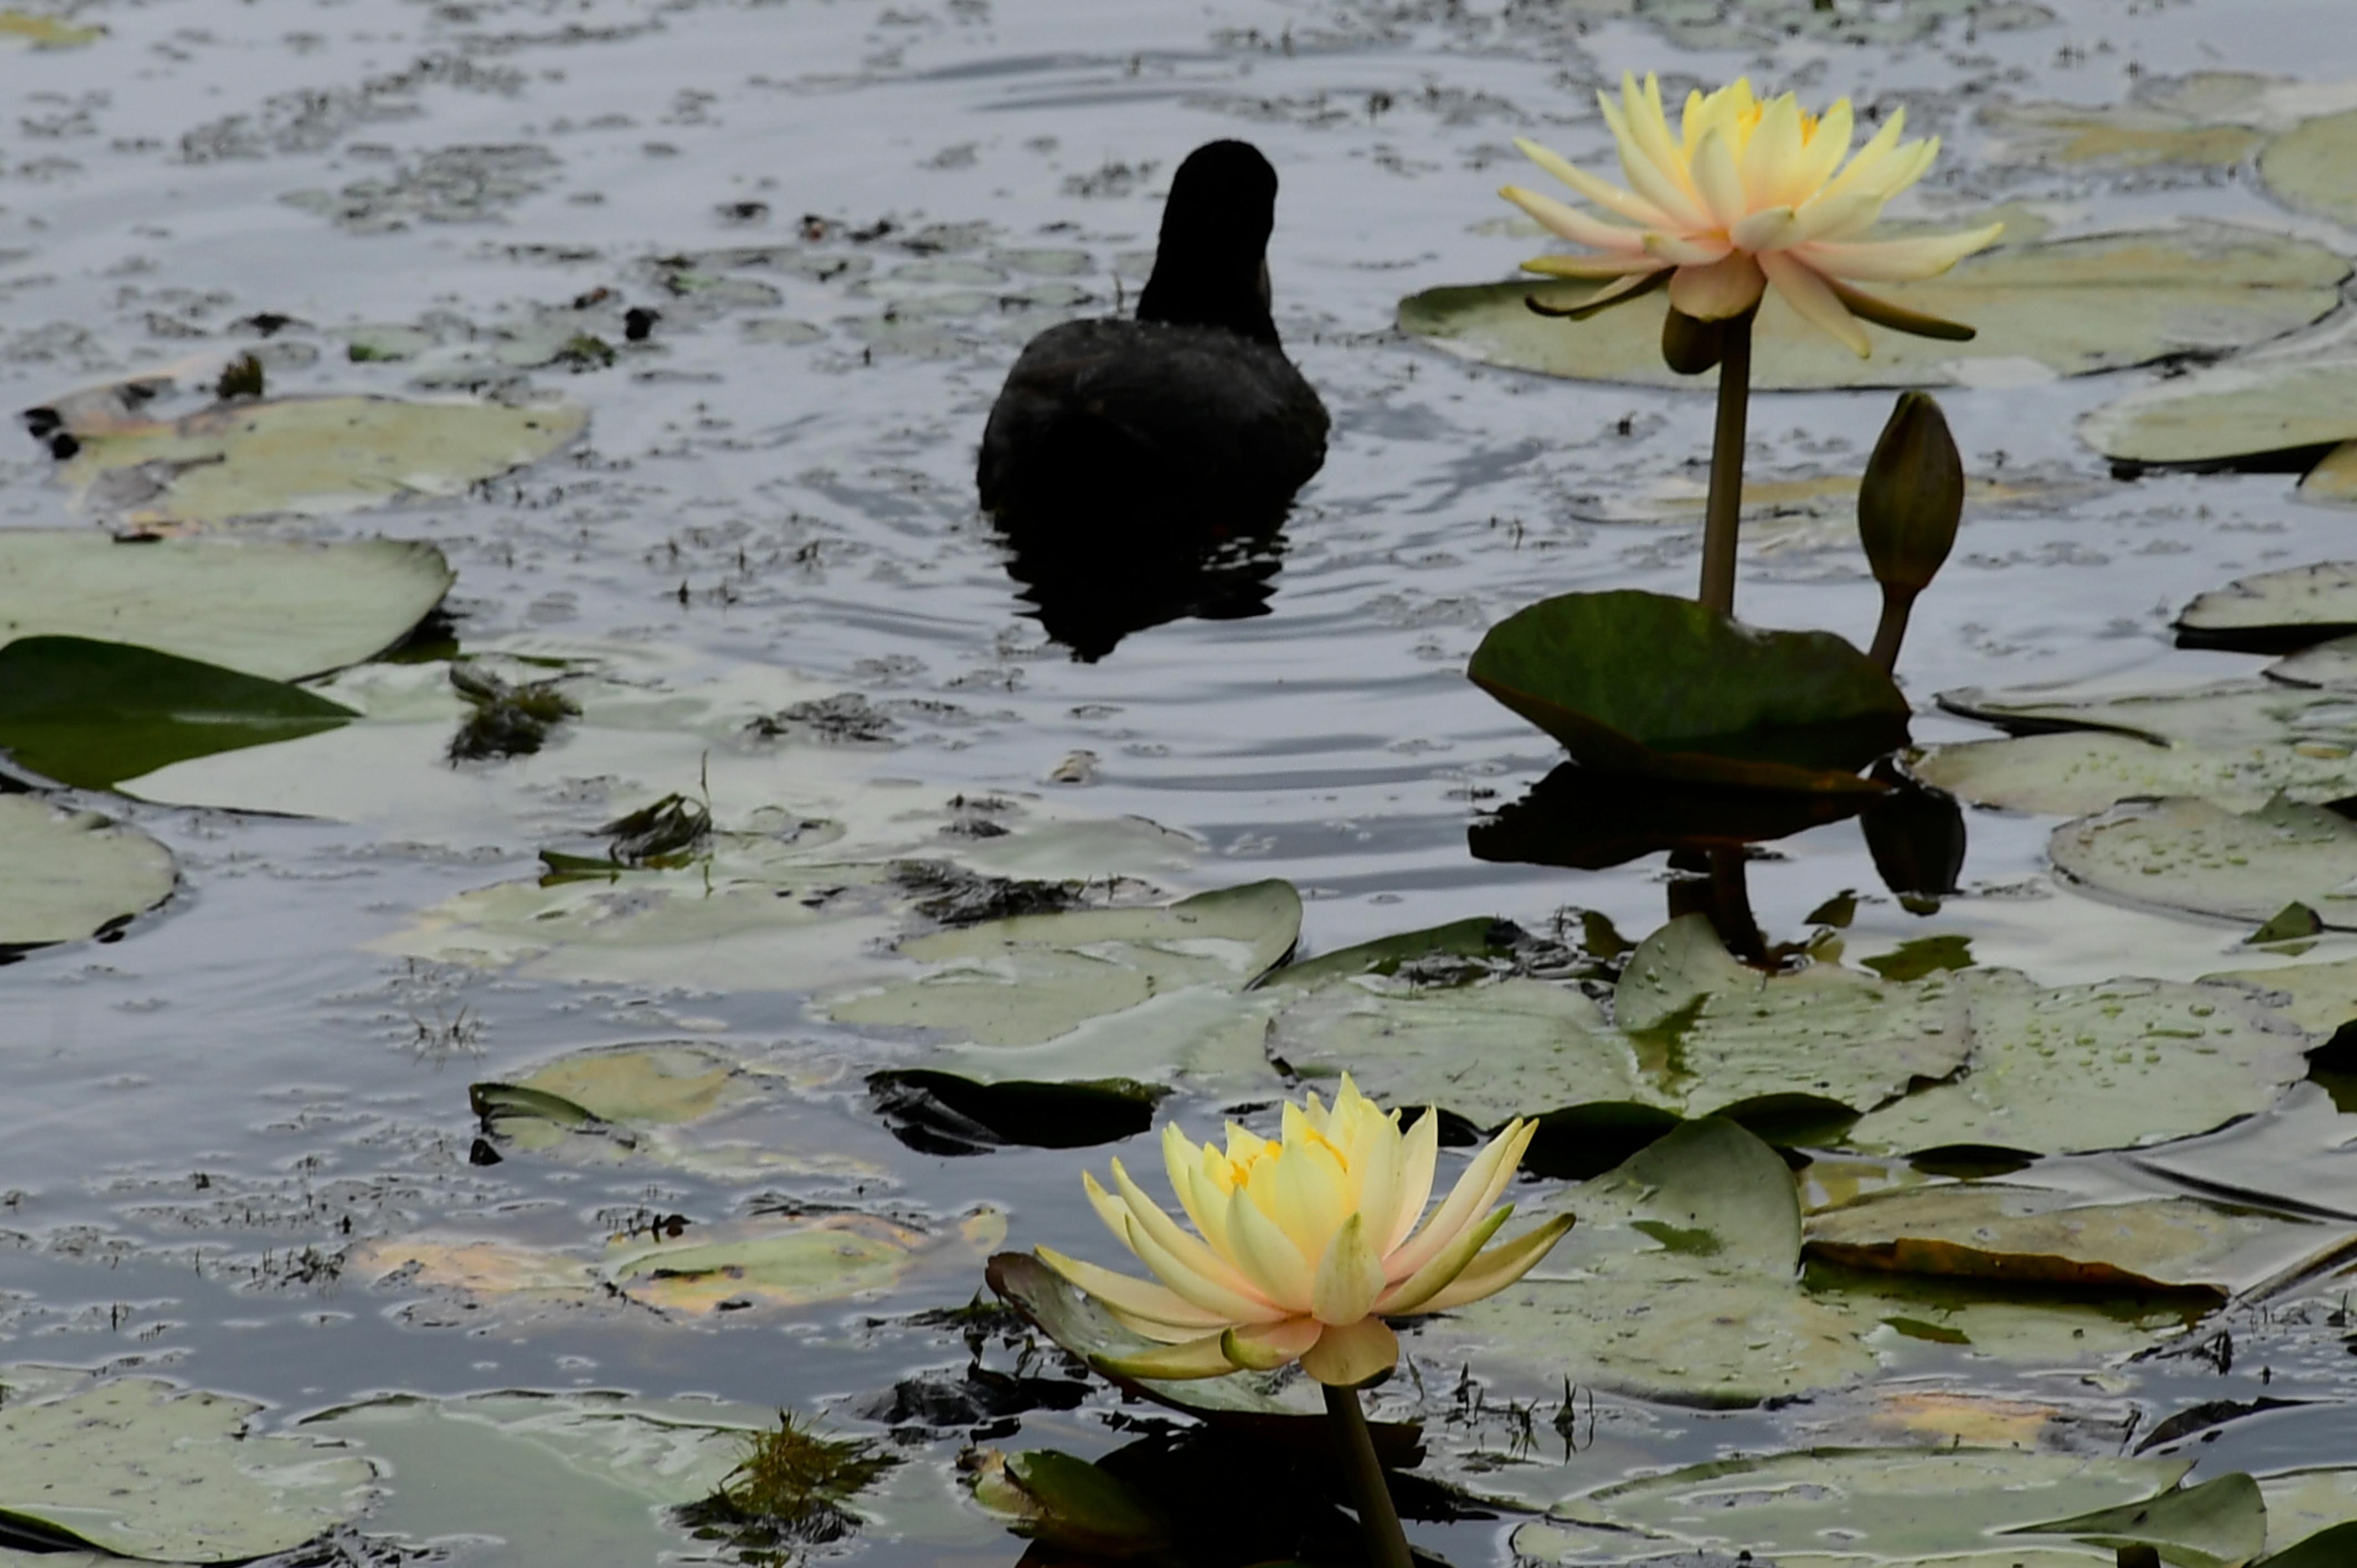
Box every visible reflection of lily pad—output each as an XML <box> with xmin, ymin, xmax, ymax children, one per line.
<box><xmin>2175</xmin><ymin>562</ymin><xmax>2357</xmax><ymax>652</ymax></box>
<box><xmin>0</xmin><ymin>533</ymin><xmax>452</xmax><ymax>680</ymax></box>
<box><xmin>1467</xmin><ymin>591</ymin><xmax>1907</xmax><ymax>793</ymax></box>
<box><xmin>1470</xmin><ymin>762</ymin><xmax>1870</xmax><ymax>870</ymax></box>
<box><xmin>1515</xmin><ymin>1447</ymin><xmax>2187</xmax><ymax>1565</ymax></box>
<box><xmin>0</xmin><ymin>796</ymin><xmax>176</xmax><ymax>948</ymax></box>
<box><xmin>1402</xmin><ymin>223</ymin><xmax>2346</xmax><ymax>391</ymax></box>
<box><xmin>2051</xmin><ymin>796</ymin><xmax>2357</xmax><ymax>927</ymax></box>
<box><xmin>49</xmin><ymin>394</ymin><xmax>586</xmax><ymax>525</ymax></box>
<box><xmin>866</xmin><ymin>1070</ymin><xmax>1165</xmax><ymax>1153</ymax></box>
<box><xmin>0</xmin><ymin>1372</ymin><xmax>375</xmax><ymax>1562</ymax></box>
<box><xmin>0</xmin><ymin>636</ymin><xmax>355</xmax><ymax>790</ymax></box>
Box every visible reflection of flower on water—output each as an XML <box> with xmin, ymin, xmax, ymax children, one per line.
<box><xmin>1502</xmin><ymin>74</ymin><xmax>2004</xmax><ymax>354</ymax></box>
<box><xmin>1037</xmin><ymin>1075</ymin><xmax>1571</xmax><ymax>1386</ymax></box>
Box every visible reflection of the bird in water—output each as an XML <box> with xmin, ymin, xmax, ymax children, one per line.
<box><xmin>996</xmin><ymin>515</ymin><xmax>1290</xmax><ymax>662</ymax></box>
<box><xmin>1473</xmin><ymin>760</ymin><xmax>1966</xmax><ymax>961</ymax></box>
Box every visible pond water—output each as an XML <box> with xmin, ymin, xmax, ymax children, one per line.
<box><xmin>11</xmin><ymin>0</ymin><xmax>2357</xmax><ymax>1562</ymax></box>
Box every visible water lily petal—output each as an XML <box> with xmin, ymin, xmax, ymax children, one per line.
<box><xmin>1107</xmin><ymin>1304</ymin><xmax>1223</xmax><ymax>1344</ymax></box>
<box><xmin>1789</xmin><ymin>189</ymin><xmax>1885</xmax><ymax>245</ymax></box>
<box><xmin>1036</xmin><ymin>1245</ymin><xmax>1231</xmax><ymax>1330</ymax></box>
<box><xmin>1815</xmin><ymin>110</ymin><xmax>1908</xmax><ymax>205</ymax></box>
<box><xmin>1311</xmin><ymin>1211</ymin><xmax>1389</xmax><ymax>1325</ymax></box>
<box><xmin>1521</xmin><ymin>252</ymin><xmax>1666</xmax><ymax>280</ymax></box>
<box><xmin>1799</xmin><ymin>221</ymin><xmax>2004</xmax><ymax>281</ymax></box>
<box><xmin>1741</xmin><ymin>94</ymin><xmax>1805</xmax><ymax>209</ymax></box>
<box><xmin>1299</xmin><ymin>1314</ymin><xmax>1399</xmax><ymax>1388</ymax></box>
<box><xmin>1348</xmin><ymin>1111</ymin><xmax>1404</xmax><ymax>1265</ymax></box>
<box><xmin>1728</xmin><ymin>206</ymin><xmax>1799</xmax><ymax>254</ymax></box>
<box><xmin>1644</xmin><ymin>231</ymin><xmax>1731</xmax><ymax>267</ymax></box>
<box><xmin>1863</xmin><ymin>137</ymin><xmax>1939</xmax><ymax>203</ymax></box>
<box><xmin>1602</xmin><ymin>79</ymin><xmax>1710</xmax><ymax>232</ymax></box>
<box><xmin>1095</xmin><ymin>1332</ymin><xmax>1239</xmax><ymax>1381</ymax></box>
<box><xmin>1785</xmin><ymin>97</ymin><xmax>1856</xmax><ymax>203</ymax></box>
<box><xmin>1386</xmin><ymin>1108</ymin><xmax>1440</xmax><ymax>1256</ymax></box>
<box><xmin>1082</xmin><ymin>1170</ymin><xmax>1140</xmax><ymax>1257</ymax></box>
<box><xmin>1409</xmin><ymin>1212</ymin><xmax>1579</xmax><ymax>1315</ymax></box>
<box><xmin>1109</xmin><ymin>1157</ymin><xmax>1263</xmax><ymax>1301</ymax></box>
<box><xmin>1256</xmin><ymin>1126</ymin><xmax>1349</xmax><ymax>1260</ymax></box>
<box><xmin>1826</xmin><ymin>277</ymin><xmax>1977</xmax><ymax>341</ymax></box>
<box><xmin>1116</xmin><ymin>1210</ymin><xmax>1288</xmax><ymax>1323</ymax></box>
<box><xmin>1164</xmin><ymin>1125</ymin><xmax>1229</xmax><ymax>1252</ymax></box>
<box><xmin>1387</xmin><ymin>1117</ymin><xmax>1524</xmax><ymax>1279</ymax></box>
<box><xmin>1669</xmin><ymin>252</ymin><xmax>1767</xmax><ymax>320</ymax></box>
<box><xmin>1374</xmin><ymin>1204</ymin><xmax>1510</xmax><ymax>1315</ymax></box>
<box><xmin>1223</xmin><ymin>1179</ymin><xmax>1315</xmax><ymax>1313</ymax></box>
<box><xmin>1761</xmin><ymin>250</ymin><xmax>1871</xmax><ymax>357</ymax></box>
<box><xmin>1220</xmin><ymin>1316</ymin><xmax>1322</xmax><ymax>1371</ymax></box>
<box><xmin>1689</xmin><ymin>126</ymin><xmax>1746</xmax><ymax>230</ymax></box>
<box><xmin>1515</xmin><ymin>137</ymin><xmax>1672</xmax><ymax>228</ymax></box>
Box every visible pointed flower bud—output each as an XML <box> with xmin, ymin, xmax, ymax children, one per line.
<box><xmin>1859</xmin><ymin>390</ymin><xmax>1963</xmax><ymax>596</ymax></box>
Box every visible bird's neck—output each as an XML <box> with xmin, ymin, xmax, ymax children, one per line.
<box><xmin>1136</xmin><ymin>250</ymin><xmax>1280</xmax><ymax>347</ymax></box>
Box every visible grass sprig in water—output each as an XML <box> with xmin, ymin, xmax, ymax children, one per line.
<box><xmin>676</xmin><ymin>1413</ymin><xmax>899</xmax><ymax>1562</ymax></box>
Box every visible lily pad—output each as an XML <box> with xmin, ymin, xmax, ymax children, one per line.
<box><xmin>2176</xmin><ymin>563</ymin><xmax>2357</xmax><ymax>652</ymax></box>
<box><xmin>2050</xmin><ymin>796</ymin><xmax>2357</xmax><ymax>927</ymax></box>
<box><xmin>2301</xmin><ymin>442</ymin><xmax>2357</xmax><ymax>504</ymax></box>
<box><xmin>1804</xmin><ymin>1184</ymin><xmax>2355</xmax><ymax>1302</ymax></box>
<box><xmin>606</xmin><ymin>1210</ymin><xmax>1003</xmax><ymax>1316</ymax></box>
<box><xmin>0</xmin><ymin>1372</ymin><xmax>375</xmax><ymax>1561</ymax></box>
<box><xmin>2084</xmin><ymin>355</ymin><xmax>2357</xmax><ymax>468</ymax></box>
<box><xmin>0</xmin><ymin>532</ymin><xmax>452</xmax><ymax>680</ymax></box>
<box><xmin>1466</xmin><ymin>591</ymin><xmax>1908</xmax><ymax>793</ymax></box>
<box><xmin>46</xmin><ymin>394</ymin><xmax>587</xmax><ymax>525</ymax></box>
<box><xmin>2010</xmin><ymin>1472</ymin><xmax>2267</xmax><ymax>1568</ymax></box>
<box><xmin>0</xmin><ymin>11</ymin><xmax>102</xmax><ymax>47</ymax></box>
<box><xmin>2262</xmin><ymin>107</ymin><xmax>2357</xmax><ymax>225</ymax></box>
<box><xmin>825</xmin><ymin>880</ymin><xmax>1300</xmax><ymax>1050</ymax></box>
<box><xmin>1514</xmin><ymin>1447</ymin><xmax>2189</xmax><ymax>1565</ymax></box>
<box><xmin>0</xmin><ymin>796</ymin><xmax>176</xmax><ymax>948</ymax></box>
<box><xmin>0</xmin><ymin>636</ymin><xmax>356</xmax><ymax>790</ymax></box>
<box><xmin>1402</xmin><ymin>223</ymin><xmax>2346</xmax><ymax>391</ymax></box>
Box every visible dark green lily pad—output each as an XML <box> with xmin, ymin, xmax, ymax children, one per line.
<box><xmin>2268</xmin><ymin>1521</ymin><xmax>2357</xmax><ymax>1567</ymax></box>
<box><xmin>1404</xmin><ymin>223</ymin><xmax>2346</xmax><ymax>392</ymax></box>
<box><xmin>0</xmin><ymin>635</ymin><xmax>355</xmax><ymax>789</ymax></box>
<box><xmin>1470</xmin><ymin>761</ymin><xmax>1871</xmax><ymax>871</ymax></box>
<box><xmin>2009</xmin><ymin>1472</ymin><xmax>2266</xmax><ymax>1568</ymax></box>
<box><xmin>866</xmin><ymin>1069</ymin><xmax>1166</xmax><ymax>1153</ymax></box>
<box><xmin>969</xmin><ymin>1450</ymin><xmax>1170</xmax><ymax>1558</ymax></box>
<box><xmin>1467</xmin><ymin>591</ymin><xmax>1908</xmax><ymax>793</ymax></box>
<box><xmin>0</xmin><ymin>796</ymin><xmax>176</xmax><ymax>948</ymax></box>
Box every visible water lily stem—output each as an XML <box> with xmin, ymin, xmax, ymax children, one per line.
<box><xmin>1699</xmin><ymin>310</ymin><xmax>1756</xmax><ymax>616</ymax></box>
<box><xmin>1868</xmin><ymin>584</ymin><xmax>1918</xmax><ymax>676</ymax></box>
<box><xmin>1324</xmin><ymin>1384</ymin><xmax>1412</xmax><ymax>1568</ymax></box>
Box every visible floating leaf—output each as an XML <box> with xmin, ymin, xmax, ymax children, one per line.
<box><xmin>0</xmin><ymin>11</ymin><xmax>103</xmax><ymax>47</ymax></box>
<box><xmin>2085</xmin><ymin>354</ymin><xmax>2357</xmax><ymax>468</ymax></box>
<box><xmin>0</xmin><ymin>1372</ymin><xmax>374</xmax><ymax>1562</ymax></box>
<box><xmin>1402</xmin><ymin>223</ymin><xmax>2346</xmax><ymax>391</ymax></box>
<box><xmin>969</xmin><ymin>1450</ymin><xmax>1169</xmax><ymax>1559</ymax></box>
<box><xmin>1514</xmin><ymin>1447</ymin><xmax>2189</xmax><ymax>1565</ymax></box>
<box><xmin>2301</xmin><ymin>441</ymin><xmax>2357</xmax><ymax>504</ymax></box>
<box><xmin>2051</xmin><ymin>796</ymin><xmax>2357</xmax><ymax>927</ymax></box>
<box><xmin>2261</xmin><ymin>107</ymin><xmax>2357</xmax><ymax>225</ymax></box>
<box><xmin>2009</xmin><ymin>1472</ymin><xmax>2267</xmax><ymax>1568</ymax></box>
<box><xmin>1805</xmin><ymin>1185</ymin><xmax>2355</xmax><ymax>1302</ymax></box>
<box><xmin>0</xmin><ymin>533</ymin><xmax>450</xmax><ymax>682</ymax></box>
<box><xmin>2258</xmin><ymin>1468</ymin><xmax>2357</xmax><ymax>1564</ymax></box>
<box><xmin>2175</xmin><ymin>562</ymin><xmax>2357</xmax><ymax>652</ymax></box>
<box><xmin>1466</xmin><ymin>591</ymin><xmax>1907</xmax><ymax>793</ymax></box>
<box><xmin>1985</xmin><ymin>98</ymin><xmax>2269</xmax><ymax>169</ymax></box>
<box><xmin>47</xmin><ymin>394</ymin><xmax>587</xmax><ymax>525</ymax></box>
<box><xmin>606</xmin><ymin>1210</ymin><xmax>1003</xmax><ymax>1316</ymax></box>
<box><xmin>2268</xmin><ymin>1521</ymin><xmax>2357</xmax><ymax>1567</ymax></box>
<box><xmin>0</xmin><ymin>796</ymin><xmax>175</xmax><ymax>948</ymax></box>
<box><xmin>0</xmin><ymin>636</ymin><xmax>354</xmax><ymax>789</ymax></box>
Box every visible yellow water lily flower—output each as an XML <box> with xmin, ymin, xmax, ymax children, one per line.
<box><xmin>1037</xmin><ymin>1075</ymin><xmax>1572</xmax><ymax>1388</ymax></box>
<box><xmin>1501</xmin><ymin>74</ymin><xmax>2005</xmax><ymax>355</ymax></box>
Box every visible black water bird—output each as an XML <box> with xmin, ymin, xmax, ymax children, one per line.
<box><xmin>977</xmin><ymin>140</ymin><xmax>1330</xmax><ymax>542</ymax></box>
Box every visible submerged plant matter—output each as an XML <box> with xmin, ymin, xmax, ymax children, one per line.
<box><xmin>676</xmin><ymin>1414</ymin><xmax>899</xmax><ymax>1561</ymax></box>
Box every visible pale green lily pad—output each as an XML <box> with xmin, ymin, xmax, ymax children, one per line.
<box><xmin>0</xmin><ymin>11</ymin><xmax>102</xmax><ymax>47</ymax></box>
<box><xmin>0</xmin><ymin>796</ymin><xmax>175</xmax><ymax>947</ymax></box>
<box><xmin>2262</xmin><ymin>107</ymin><xmax>2357</xmax><ymax>226</ymax></box>
<box><xmin>1910</xmin><ymin>728</ymin><xmax>2353</xmax><ymax>818</ymax></box>
<box><xmin>1984</xmin><ymin>99</ymin><xmax>2268</xmax><ymax>169</ymax></box>
<box><xmin>2051</xmin><ymin>795</ymin><xmax>2357</xmax><ymax>927</ymax></box>
<box><xmin>2205</xmin><ymin>956</ymin><xmax>2357</xmax><ymax>1038</ymax></box>
<box><xmin>1804</xmin><ymin>1184</ymin><xmax>2354</xmax><ymax>1300</ymax></box>
<box><xmin>1401</xmin><ymin>223</ymin><xmax>2346</xmax><ymax>391</ymax></box>
<box><xmin>825</xmin><ymin>880</ymin><xmax>1300</xmax><ymax>1049</ymax></box>
<box><xmin>0</xmin><ymin>1371</ymin><xmax>375</xmax><ymax>1561</ymax></box>
<box><xmin>2132</xmin><ymin>1085</ymin><xmax>2357</xmax><ymax>1226</ymax></box>
<box><xmin>50</xmin><ymin>394</ymin><xmax>587</xmax><ymax>525</ymax></box>
<box><xmin>2260</xmin><ymin>1467</ymin><xmax>2357</xmax><ymax>1559</ymax></box>
<box><xmin>2085</xmin><ymin>355</ymin><xmax>2357</xmax><ymax>467</ymax></box>
<box><xmin>302</xmin><ymin>1391</ymin><xmax>759</xmax><ymax>1568</ymax></box>
<box><xmin>2177</xmin><ymin>562</ymin><xmax>2357</xmax><ymax>651</ymax></box>
<box><xmin>2011</xmin><ymin>1472</ymin><xmax>2266</xmax><ymax>1568</ymax></box>
<box><xmin>1845</xmin><ymin>968</ymin><xmax>2308</xmax><ymax>1157</ymax></box>
<box><xmin>1515</xmin><ymin>1447</ymin><xmax>2188</xmax><ymax>1566</ymax></box>
<box><xmin>0</xmin><ymin>532</ymin><xmax>451</xmax><ymax>681</ymax></box>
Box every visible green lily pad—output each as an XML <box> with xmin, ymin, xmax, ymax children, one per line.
<box><xmin>48</xmin><ymin>394</ymin><xmax>587</xmax><ymax>525</ymax></box>
<box><xmin>0</xmin><ymin>533</ymin><xmax>451</xmax><ymax>680</ymax></box>
<box><xmin>2204</xmin><ymin>956</ymin><xmax>2357</xmax><ymax>1039</ymax></box>
<box><xmin>0</xmin><ymin>11</ymin><xmax>102</xmax><ymax>47</ymax></box>
<box><xmin>1805</xmin><ymin>1184</ymin><xmax>2353</xmax><ymax>1302</ymax></box>
<box><xmin>1466</xmin><ymin>591</ymin><xmax>1907</xmax><ymax>792</ymax></box>
<box><xmin>1985</xmin><ymin>97</ymin><xmax>2269</xmax><ymax>169</ymax></box>
<box><xmin>1268</xmin><ymin>915</ymin><xmax>1529</xmax><ymax>991</ymax></box>
<box><xmin>969</xmin><ymin>1449</ymin><xmax>1170</xmax><ymax>1559</ymax></box>
<box><xmin>0</xmin><ymin>1372</ymin><xmax>375</xmax><ymax>1561</ymax></box>
<box><xmin>1514</xmin><ymin>1447</ymin><xmax>2189</xmax><ymax>1565</ymax></box>
<box><xmin>825</xmin><ymin>880</ymin><xmax>1300</xmax><ymax>1049</ymax></box>
<box><xmin>605</xmin><ymin>1209</ymin><xmax>1004</xmax><ymax>1316</ymax></box>
<box><xmin>2301</xmin><ymin>442</ymin><xmax>2357</xmax><ymax>504</ymax></box>
<box><xmin>1403</xmin><ymin>223</ymin><xmax>2346</xmax><ymax>391</ymax></box>
<box><xmin>2010</xmin><ymin>1472</ymin><xmax>2267</xmax><ymax>1568</ymax></box>
<box><xmin>2262</xmin><ymin>107</ymin><xmax>2357</xmax><ymax>225</ymax></box>
<box><xmin>2259</xmin><ymin>1468</ymin><xmax>2357</xmax><ymax>1562</ymax></box>
<box><xmin>2268</xmin><ymin>1522</ymin><xmax>2357</xmax><ymax>1567</ymax></box>
<box><xmin>2175</xmin><ymin>563</ymin><xmax>2357</xmax><ymax>652</ymax></box>
<box><xmin>0</xmin><ymin>796</ymin><xmax>176</xmax><ymax>948</ymax></box>
<box><xmin>2051</xmin><ymin>796</ymin><xmax>2357</xmax><ymax>927</ymax></box>
<box><xmin>0</xmin><ymin>636</ymin><xmax>356</xmax><ymax>789</ymax></box>
<box><xmin>302</xmin><ymin>1391</ymin><xmax>760</xmax><ymax>1568</ymax></box>
<box><xmin>2085</xmin><ymin>354</ymin><xmax>2357</xmax><ymax>468</ymax></box>
<box><xmin>1844</xmin><ymin>968</ymin><xmax>2308</xmax><ymax>1157</ymax></box>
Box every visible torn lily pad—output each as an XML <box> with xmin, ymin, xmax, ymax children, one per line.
<box><xmin>0</xmin><ymin>636</ymin><xmax>356</xmax><ymax>790</ymax></box>
<box><xmin>0</xmin><ymin>533</ymin><xmax>451</xmax><ymax>682</ymax></box>
<box><xmin>42</xmin><ymin>394</ymin><xmax>586</xmax><ymax>525</ymax></box>
<box><xmin>1402</xmin><ymin>222</ymin><xmax>2346</xmax><ymax>391</ymax></box>
<box><xmin>2050</xmin><ymin>796</ymin><xmax>2357</xmax><ymax>927</ymax></box>
<box><xmin>0</xmin><ymin>1371</ymin><xmax>375</xmax><ymax>1562</ymax></box>
<box><xmin>1468</xmin><ymin>591</ymin><xmax>1908</xmax><ymax>793</ymax></box>
<box><xmin>0</xmin><ymin>796</ymin><xmax>175</xmax><ymax>948</ymax></box>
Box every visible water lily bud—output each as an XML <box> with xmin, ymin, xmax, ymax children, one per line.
<box><xmin>1660</xmin><ymin>307</ymin><xmax>1724</xmax><ymax>376</ymax></box>
<box><xmin>1859</xmin><ymin>391</ymin><xmax>1964</xmax><ymax>596</ymax></box>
